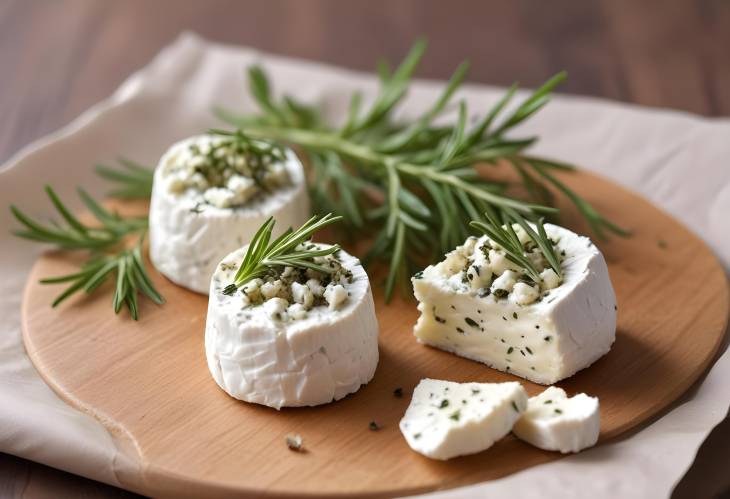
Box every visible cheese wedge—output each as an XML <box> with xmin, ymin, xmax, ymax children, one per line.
<box><xmin>205</xmin><ymin>245</ymin><xmax>379</xmax><ymax>409</ymax></box>
<box><xmin>399</xmin><ymin>379</ymin><xmax>527</xmax><ymax>460</ymax></box>
<box><xmin>513</xmin><ymin>386</ymin><xmax>600</xmax><ymax>453</ymax></box>
<box><xmin>149</xmin><ymin>134</ymin><xmax>309</xmax><ymax>294</ymax></box>
<box><xmin>412</xmin><ymin>224</ymin><xmax>616</xmax><ymax>385</ymax></box>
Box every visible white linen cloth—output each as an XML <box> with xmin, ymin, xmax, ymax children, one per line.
<box><xmin>0</xmin><ymin>33</ymin><xmax>728</xmax><ymax>498</ymax></box>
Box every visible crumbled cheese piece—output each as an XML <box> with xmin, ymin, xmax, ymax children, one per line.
<box><xmin>488</xmin><ymin>249</ymin><xmax>517</xmax><ymax>275</ymax></box>
<box><xmin>287</xmin><ymin>303</ymin><xmax>308</xmax><ymax>320</ymax></box>
<box><xmin>241</xmin><ymin>278</ymin><xmax>263</xmax><ymax>301</ymax></box>
<box><xmin>491</xmin><ymin>270</ymin><xmax>518</xmax><ymax>294</ymax></box>
<box><xmin>510</xmin><ymin>282</ymin><xmax>540</xmax><ymax>305</ymax></box>
<box><xmin>306</xmin><ymin>278</ymin><xmax>325</xmax><ymax>297</ymax></box>
<box><xmin>204</xmin><ymin>187</ymin><xmax>236</xmax><ymax>208</ymax></box>
<box><xmin>324</xmin><ymin>284</ymin><xmax>348</xmax><ymax>310</ymax></box>
<box><xmin>540</xmin><ymin>268</ymin><xmax>561</xmax><ymax>290</ymax></box>
<box><xmin>227</xmin><ymin>175</ymin><xmax>257</xmax><ymax>205</ymax></box>
<box><xmin>260</xmin><ymin>280</ymin><xmax>282</xmax><ymax>300</ymax></box>
<box><xmin>291</xmin><ymin>281</ymin><xmax>314</xmax><ymax>308</ymax></box>
<box><xmin>264</xmin><ymin>297</ymin><xmax>289</xmax><ymax>320</ymax></box>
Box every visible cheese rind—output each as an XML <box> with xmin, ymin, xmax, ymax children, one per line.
<box><xmin>513</xmin><ymin>386</ymin><xmax>600</xmax><ymax>453</ymax></box>
<box><xmin>399</xmin><ymin>379</ymin><xmax>527</xmax><ymax>460</ymax></box>
<box><xmin>149</xmin><ymin>135</ymin><xmax>309</xmax><ymax>294</ymax></box>
<box><xmin>412</xmin><ymin>224</ymin><xmax>616</xmax><ymax>385</ymax></box>
<box><xmin>205</xmin><ymin>246</ymin><xmax>379</xmax><ymax>409</ymax></box>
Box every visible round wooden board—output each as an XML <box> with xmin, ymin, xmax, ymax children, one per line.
<box><xmin>22</xmin><ymin>169</ymin><xmax>729</xmax><ymax>499</ymax></box>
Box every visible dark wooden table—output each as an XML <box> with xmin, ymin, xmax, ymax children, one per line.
<box><xmin>1</xmin><ymin>0</ymin><xmax>728</xmax><ymax>497</ymax></box>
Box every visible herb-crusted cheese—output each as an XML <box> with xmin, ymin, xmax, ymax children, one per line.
<box><xmin>412</xmin><ymin>224</ymin><xmax>616</xmax><ymax>385</ymax></box>
<box><xmin>399</xmin><ymin>379</ymin><xmax>528</xmax><ymax>460</ymax></box>
<box><xmin>513</xmin><ymin>386</ymin><xmax>600</xmax><ymax>453</ymax></box>
<box><xmin>149</xmin><ymin>134</ymin><xmax>309</xmax><ymax>294</ymax></box>
<box><xmin>205</xmin><ymin>245</ymin><xmax>379</xmax><ymax>409</ymax></box>
<box><xmin>227</xmin><ymin>244</ymin><xmax>355</xmax><ymax>320</ymax></box>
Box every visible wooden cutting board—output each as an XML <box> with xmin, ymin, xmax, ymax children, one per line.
<box><xmin>21</xmin><ymin>168</ymin><xmax>729</xmax><ymax>498</ymax></box>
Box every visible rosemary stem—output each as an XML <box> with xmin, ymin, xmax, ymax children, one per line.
<box><xmin>240</xmin><ymin>125</ymin><xmax>557</xmax><ymax>215</ymax></box>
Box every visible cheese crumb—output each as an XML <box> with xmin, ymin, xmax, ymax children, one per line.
<box><xmin>540</xmin><ymin>268</ymin><xmax>561</xmax><ymax>290</ymax></box>
<box><xmin>287</xmin><ymin>303</ymin><xmax>308</xmax><ymax>320</ymax></box>
<box><xmin>291</xmin><ymin>281</ymin><xmax>314</xmax><ymax>308</ymax></box>
<box><xmin>264</xmin><ymin>297</ymin><xmax>289</xmax><ymax>320</ymax></box>
<box><xmin>260</xmin><ymin>280</ymin><xmax>282</xmax><ymax>300</ymax></box>
<box><xmin>324</xmin><ymin>284</ymin><xmax>348</xmax><ymax>310</ymax></box>
<box><xmin>510</xmin><ymin>282</ymin><xmax>540</xmax><ymax>305</ymax></box>
<box><xmin>491</xmin><ymin>270</ymin><xmax>519</xmax><ymax>295</ymax></box>
<box><xmin>306</xmin><ymin>278</ymin><xmax>325</xmax><ymax>297</ymax></box>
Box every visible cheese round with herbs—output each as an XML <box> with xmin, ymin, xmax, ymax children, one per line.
<box><xmin>412</xmin><ymin>224</ymin><xmax>616</xmax><ymax>385</ymax></box>
<box><xmin>149</xmin><ymin>134</ymin><xmax>309</xmax><ymax>294</ymax></box>
<box><xmin>205</xmin><ymin>245</ymin><xmax>379</xmax><ymax>409</ymax></box>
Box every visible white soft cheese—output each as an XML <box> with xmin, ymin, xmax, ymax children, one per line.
<box><xmin>205</xmin><ymin>246</ymin><xmax>379</xmax><ymax>409</ymax></box>
<box><xmin>149</xmin><ymin>135</ymin><xmax>310</xmax><ymax>294</ymax></box>
<box><xmin>412</xmin><ymin>224</ymin><xmax>616</xmax><ymax>385</ymax></box>
<box><xmin>513</xmin><ymin>386</ymin><xmax>599</xmax><ymax>453</ymax></box>
<box><xmin>399</xmin><ymin>379</ymin><xmax>527</xmax><ymax>460</ymax></box>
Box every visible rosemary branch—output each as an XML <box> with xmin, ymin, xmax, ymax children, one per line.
<box><xmin>222</xmin><ymin>213</ymin><xmax>343</xmax><ymax>295</ymax></box>
<box><xmin>216</xmin><ymin>39</ymin><xmax>627</xmax><ymax>300</ymax></box>
<box><xmin>10</xmin><ymin>186</ymin><xmax>163</xmax><ymax>319</ymax></box>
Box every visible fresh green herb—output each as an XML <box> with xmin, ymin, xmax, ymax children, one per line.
<box><xmin>470</xmin><ymin>209</ymin><xmax>562</xmax><ymax>283</ymax></box>
<box><xmin>10</xmin><ymin>186</ymin><xmax>162</xmax><ymax>319</ymax></box>
<box><xmin>369</xmin><ymin>421</ymin><xmax>380</xmax><ymax>431</ymax></box>
<box><xmin>216</xmin><ymin>39</ymin><xmax>626</xmax><ymax>300</ymax></box>
<box><xmin>222</xmin><ymin>213</ymin><xmax>342</xmax><ymax>295</ymax></box>
<box><xmin>544</xmin><ymin>400</ymin><xmax>553</xmax><ymax>404</ymax></box>
<box><xmin>449</xmin><ymin>410</ymin><xmax>461</xmax><ymax>421</ymax></box>
<box><xmin>512</xmin><ymin>312</ymin><xmax>518</xmax><ymax>319</ymax></box>
<box><xmin>554</xmin><ymin>408</ymin><xmax>563</xmax><ymax>414</ymax></box>
<box><xmin>439</xmin><ymin>399</ymin><xmax>450</xmax><ymax>409</ymax></box>
<box><xmin>507</xmin><ymin>347</ymin><xmax>514</xmax><ymax>354</ymax></box>
<box><xmin>511</xmin><ymin>401</ymin><xmax>519</xmax><ymax>412</ymax></box>
<box><xmin>95</xmin><ymin>158</ymin><xmax>154</xmax><ymax>199</ymax></box>
<box><xmin>465</xmin><ymin>317</ymin><xmax>479</xmax><ymax>328</ymax></box>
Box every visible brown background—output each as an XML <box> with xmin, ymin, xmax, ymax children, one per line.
<box><xmin>1</xmin><ymin>0</ymin><xmax>728</xmax><ymax>497</ymax></box>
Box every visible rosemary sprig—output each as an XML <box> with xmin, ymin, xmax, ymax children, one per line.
<box><xmin>96</xmin><ymin>158</ymin><xmax>154</xmax><ymax>199</ymax></box>
<box><xmin>215</xmin><ymin>39</ymin><xmax>626</xmax><ymax>301</ymax></box>
<box><xmin>222</xmin><ymin>213</ymin><xmax>343</xmax><ymax>295</ymax></box>
<box><xmin>470</xmin><ymin>207</ymin><xmax>562</xmax><ymax>283</ymax></box>
<box><xmin>10</xmin><ymin>186</ymin><xmax>163</xmax><ymax>319</ymax></box>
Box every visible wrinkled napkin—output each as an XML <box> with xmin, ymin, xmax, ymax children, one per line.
<box><xmin>0</xmin><ymin>33</ymin><xmax>728</xmax><ymax>498</ymax></box>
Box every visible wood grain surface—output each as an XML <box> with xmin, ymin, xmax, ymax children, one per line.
<box><xmin>21</xmin><ymin>168</ymin><xmax>730</xmax><ymax>498</ymax></box>
<box><xmin>2</xmin><ymin>1</ymin><xmax>730</xmax><ymax>498</ymax></box>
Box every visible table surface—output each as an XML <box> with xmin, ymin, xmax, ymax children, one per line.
<box><xmin>1</xmin><ymin>0</ymin><xmax>728</xmax><ymax>498</ymax></box>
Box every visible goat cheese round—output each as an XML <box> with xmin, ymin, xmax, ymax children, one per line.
<box><xmin>412</xmin><ymin>224</ymin><xmax>616</xmax><ymax>385</ymax></box>
<box><xmin>399</xmin><ymin>379</ymin><xmax>528</xmax><ymax>460</ymax></box>
<box><xmin>149</xmin><ymin>134</ymin><xmax>309</xmax><ymax>294</ymax></box>
<box><xmin>513</xmin><ymin>386</ymin><xmax>600</xmax><ymax>453</ymax></box>
<box><xmin>205</xmin><ymin>245</ymin><xmax>379</xmax><ymax>409</ymax></box>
